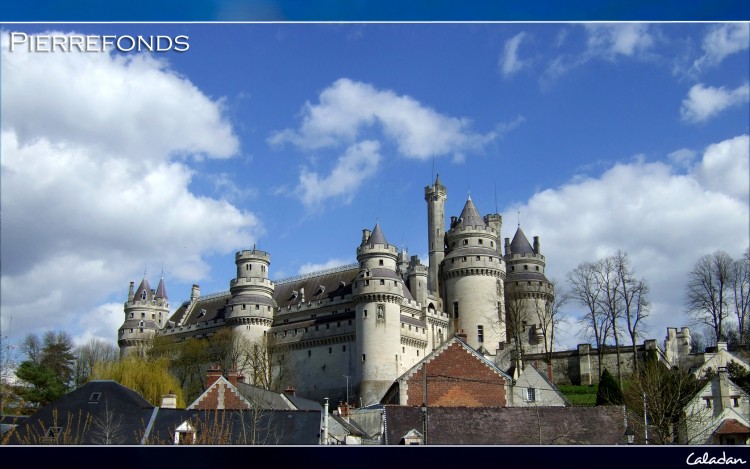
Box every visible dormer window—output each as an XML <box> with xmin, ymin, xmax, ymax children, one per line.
<box><xmin>89</xmin><ymin>392</ymin><xmax>101</xmax><ymax>403</ymax></box>
<box><xmin>141</xmin><ymin>290</ymin><xmax>147</xmax><ymax>300</ymax></box>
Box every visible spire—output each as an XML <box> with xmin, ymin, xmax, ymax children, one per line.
<box><xmin>510</xmin><ymin>227</ymin><xmax>534</xmax><ymax>255</ymax></box>
<box><xmin>366</xmin><ymin>222</ymin><xmax>388</xmax><ymax>246</ymax></box>
<box><xmin>435</xmin><ymin>173</ymin><xmax>441</xmax><ymax>187</ymax></box>
<box><xmin>155</xmin><ymin>276</ymin><xmax>168</xmax><ymax>300</ymax></box>
<box><xmin>457</xmin><ymin>197</ymin><xmax>485</xmax><ymax>228</ymax></box>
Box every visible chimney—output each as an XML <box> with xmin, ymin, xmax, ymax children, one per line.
<box><xmin>161</xmin><ymin>390</ymin><xmax>177</xmax><ymax>409</ymax></box>
<box><xmin>547</xmin><ymin>362</ymin><xmax>554</xmax><ymax>383</ymax></box>
<box><xmin>191</xmin><ymin>284</ymin><xmax>200</xmax><ymax>302</ymax></box>
<box><xmin>227</xmin><ymin>368</ymin><xmax>240</xmax><ymax>386</ymax></box>
<box><xmin>206</xmin><ymin>363</ymin><xmax>222</xmax><ymax>388</ymax></box>
<box><xmin>504</xmin><ymin>237</ymin><xmax>511</xmax><ymax>256</ymax></box>
<box><xmin>533</xmin><ymin>236</ymin><xmax>540</xmax><ymax>255</ymax></box>
<box><xmin>718</xmin><ymin>366</ymin><xmax>731</xmax><ymax>414</ymax></box>
<box><xmin>284</xmin><ymin>386</ymin><xmax>296</xmax><ymax>397</ymax></box>
<box><xmin>362</xmin><ymin>229</ymin><xmax>371</xmax><ymax>245</ymax></box>
<box><xmin>455</xmin><ymin>329</ymin><xmax>467</xmax><ymax>342</ymax></box>
<box><xmin>128</xmin><ymin>281</ymin><xmax>135</xmax><ymax>301</ymax></box>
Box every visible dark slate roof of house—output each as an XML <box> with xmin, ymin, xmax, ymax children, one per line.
<box><xmin>234</xmin><ymin>382</ymin><xmax>294</xmax><ymax>410</ymax></box>
<box><xmin>5</xmin><ymin>380</ymin><xmax>154</xmax><ymax>445</ymax></box>
<box><xmin>510</xmin><ymin>227</ymin><xmax>534</xmax><ymax>255</ymax></box>
<box><xmin>171</xmin><ymin>293</ymin><xmax>231</xmax><ymax>327</ymax></box>
<box><xmin>366</xmin><ymin>223</ymin><xmax>388</xmax><ymax>246</ymax></box>
<box><xmin>285</xmin><ymin>394</ymin><xmax>324</xmax><ymax>412</ymax></box>
<box><xmin>383</xmin><ymin>405</ymin><xmax>628</xmax><ymax>445</ymax></box>
<box><xmin>456</xmin><ymin>197</ymin><xmax>485</xmax><ymax>228</ymax></box>
<box><xmin>146</xmin><ymin>408</ymin><xmax>321</xmax><ymax>445</ymax></box>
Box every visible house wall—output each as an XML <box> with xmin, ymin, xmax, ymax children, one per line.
<box><xmin>404</xmin><ymin>342</ymin><xmax>507</xmax><ymax>407</ymax></box>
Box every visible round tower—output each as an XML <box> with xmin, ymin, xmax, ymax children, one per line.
<box><xmin>353</xmin><ymin>223</ymin><xmax>405</xmax><ymax>406</ymax></box>
<box><xmin>503</xmin><ymin>228</ymin><xmax>554</xmax><ymax>355</ymax></box>
<box><xmin>425</xmin><ymin>174</ymin><xmax>447</xmax><ymax>298</ymax></box>
<box><xmin>118</xmin><ymin>276</ymin><xmax>170</xmax><ymax>358</ymax></box>
<box><xmin>226</xmin><ymin>249</ymin><xmax>277</xmax><ymax>347</ymax></box>
<box><xmin>441</xmin><ymin>197</ymin><xmax>506</xmax><ymax>354</ymax></box>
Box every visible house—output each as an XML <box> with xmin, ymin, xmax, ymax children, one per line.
<box><xmin>680</xmin><ymin>366</ymin><xmax>750</xmax><ymax>445</ymax></box>
<box><xmin>3</xmin><ymin>380</ymin><xmax>154</xmax><ymax>445</ymax></box>
<box><xmin>382</xmin><ymin>405</ymin><xmax>631</xmax><ymax>445</ymax></box>
<box><xmin>4</xmin><ymin>378</ymin><xmax>322</xmax><ymax>445</ymax></box>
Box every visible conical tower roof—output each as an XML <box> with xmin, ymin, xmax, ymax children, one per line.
<box><xmin>510</xmin><ymin>227</ymin><xmax>534</xmax><ymax>255</ymax></box>
<box><xmin>155</xmin><ymin>277</ymin><xmax>168</xmax><ymax>300</ymax></box>
<box><xmin>457</xmin><ymin>197</ymin><xmax>485</xmax><ymax>228</ymax></box>
<box><xmin>133</xmin><ymin>277</ymin><xmax>153</xmax><ymax>301</ymax></box>
<box><xmin>366</xmin><ymin>222</ymin><xmax>388</xmax><ymax>246</ymax></box>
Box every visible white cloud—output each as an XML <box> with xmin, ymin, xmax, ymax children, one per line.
<box><xmin>297</xmin><ymin>140</ymin><xmax>381</xmax><ymax>208</ymax></box>
<box><xmin>585</xmin><ymin>23</ymin><xmax>655</xmax><ymax>59</ymax></box>
<box><xmin>509</xmin><ymin>135</ymin><xmax>749</xmax><ymax>349</ymax></box>
<box><xmin>298</xmin><ymin>258</ymin><xmax>353</xmax><ymax>275</ymax></box>
<box><xmin>680</xmin><ymin>83</ymin><xmax>749</xmax><ymax>123</ymax></box>
<box><xmin>500</xmin><ymin>32</ymin><xmax>528</xmax><ymax>77</ymax></box>
<box><xmin>0</xmin><ymin>31</ymin><xmax>261</xmax><ymax>344</ymax></box>
<box><xmin>693</xmin><ymin>23</ymin><xmax>750</xmax><ymax>72</ymax></box>
<box><xmin>269</xmin><ymin>78</ymin><xmax>495</xmax><ymax>160</ymax></box>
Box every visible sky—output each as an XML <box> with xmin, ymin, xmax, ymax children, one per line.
<box><xmin>1</xmin><ymin>22</ymin><xmax>748</xmax><ymax>355</ymax></box>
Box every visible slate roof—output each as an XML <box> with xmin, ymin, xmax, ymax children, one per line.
<box><xmin>155</xmin><ymin>277</ymin><xmax>168</xmax><ymax>299</ymax></box>
<box><xmin>133</xmin><ymin>277</ymin><xmax>153</xmax><ymax>301</ymax></box>
<box><xmin>456</xmin><ymin>197</ymin><xmax>485</xmax><ymax>228</ymax></box>
<box><xmin>274</xmin><ymin>266</ymin><xmax>359</xmax><ymax>309</ymax></box>
<box><xmin>510</xmin><ymin>227</ymin><xmax>534</xmax><ymax>255</ymax></box>
<box><xmin>366</xmin><ymin>223</ymin><xmax>388</xmax><ymax>246</ymax></box>
<box><xmin>146</xmin><ymin>408</ymin><xmax>321</xmax><ymax>445</ymax></box>
<box><xmin>383</xmin><ymin>405</ymin><xmax>628</xmax><ymax>445</ymax></box>
<box><xmin>5</xmin><ymin>380</ymin><xmax>154</xmax><ymax>445</ymax></box>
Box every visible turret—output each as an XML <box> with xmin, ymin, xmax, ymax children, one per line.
<box><xmin>424</xmin><ymin>174</ymin><xmax>447</xmax><ymax>298</ymax></box>
<box><xmin>441</xmin><ymin>196</ymin><xmax>506</xmax><ymax>354</ymax></box>
<box><xmin>353</xmin><ymin>223</ymin><xmax>405</xmax><ymax>405</ymax></box>
<box><xmin>118</xmin><ymin>275</ymin><xmax>170</xmax><ymax>358</ymax></box>
<box><xmin>504</xmin><ymin>227</ymin><xmax>554</xmax><ymax>355</ymax></box>
<box><xmin>226</xmin><ymin>248</ymin><xmax>277</xmax><ymax>347</ymax></box>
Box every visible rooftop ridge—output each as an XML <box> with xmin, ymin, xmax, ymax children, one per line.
<box><xmin>273</xmin><ymin>263</ymin><xmax>359</xmax><ymax>285</ymax></box>
<box><xmin>199</xmin><ymin>290</ymin><xmax>231</xmax><ymax>301</ymax></box>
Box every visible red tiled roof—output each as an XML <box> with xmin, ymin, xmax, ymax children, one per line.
<box><xmin>715</xmin><ymin>419</ymin><xmax>750</xmax><ymax>435</ymax></box>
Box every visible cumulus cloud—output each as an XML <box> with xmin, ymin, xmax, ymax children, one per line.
<box><xmin>0</xmin><ymin>31</ymin><xmax>261</xmax><ymax>345</ymax></box>
<box><xmin>680</xmin><ymin>83</ymin><xmax>749</xmax><ymax>123</ymax></box>
<box><xmin>270</xmin><ymin>78</ymin><xmax>497</xmax><ymax>207</ymax></box>
<box><xmin>298</xmin><ymin>258</ymin><xmax>353</xmax><ymax>275</ymax></box>
<box><xmin>269</xmin><ymin>78</ymin><xmax>495</xmax><ymax>160</ymax></box>
<box><xmin>693</xmin><ymin>23</ymin><xmax>750</xmax><ymax>72</ymax></box>
<box><xmin>510</xmin><ymin>135</ymin><xmax>749</xmax><ymax>349</ymax></box>
<box><xmin>297</xmin><ymin>140</ymin><xmax>381</xmax><ymax>208</ymax></box>
<box><xmin>500</xmin><ymin>32</ymin><xmax>528</xmax><ymax>77</ymax></box>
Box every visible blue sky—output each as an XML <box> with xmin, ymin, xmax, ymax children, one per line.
<box><xmin>1</xmin><ymin>23</ymin><xmax>748</xmax><ymax>352</ymax></box>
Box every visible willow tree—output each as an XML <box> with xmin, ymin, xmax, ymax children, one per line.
<box><xmin>92</xmin><ymin>354</ymin><xmax>185</xmax><ymax>407</ymax></box>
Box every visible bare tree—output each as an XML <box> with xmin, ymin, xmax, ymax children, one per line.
<box><xmin>594</xmin><ymin>256</ymin><xmax>625</xmax><ymax>386</ymax></box>
<box><xmin>730</xmin><ymin>249</ymin><xmax>750</xmax><ymax>346</ymax></box>
<box><xmin>568</xmin><ymin>262</ymin><xmax>608</xmax><ymax>380</ymax></box>
<box><xmin>533</xmin><ymin>279</ymin><xmax>566</xmax><ymax>365</ymax></box>
<box><xmin>89</xmin><ymin>399</ymin><xmax>126</xmax><ymax>445</ymax></box>
<box><xmin>505</xmin><ymin>293</ymin><xmax>528</xmax><ymax>365</ymax></box>
<box><xmin>615</xmin><ymin>251</ymin><xmax>650</xmax><ymax>371</ymax></box>
<box><xmin>686</xmin><ymin>251</ymin><xmax>733</xmax><ymax>344</ymax></box>
<box><xmin>74</xmin><ymin>338</ymin><xmax>119</xmax><ymax>387</ymax></box>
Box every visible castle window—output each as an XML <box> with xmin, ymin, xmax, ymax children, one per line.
<box><xmin>261</xmin><ymin>265</ymin><xmax>265</xmax><ymax>272</ymax></box>
<box><xmin>316</xmin><ymin>325</ymin><xmax>319</xmax><ymax>331</ymax></box>
<box><xmin>141</xmin><ymin>313</ymin><xmax>145</xmax><ymax>318</ymax></box>
<box><xmin>525</xmin><ymin>388</ymin><xmax>537</xmax><ymax>402</ymax></box>
<box><xmin>130</xmin><ymin>313</ymin><xmax>134</xmax><ymax>318</ymax></box>
<box><xmin>364</xmin><ymin>310</ymin><xmax>368</xmax><ymax>318</ymax></box>
<box><xmin>536</xmin><ymin>266</ymin><xmax>540</xmax><ymax>271</ymax></box>
<box><xmin>141</xmin><ymin>290</ymin><xmax>147</xmax><ymax>300</ymax></box>
<box><xmin>365</xmin><ymin>280</ymin><xmax>370</xmax><ymax>286</ymax></box>
<box><xmin>403</xmin><ymin>347</ymin><xmax>405</xmax><ymax>353</ymax></box>
<box><xmin>326</xmin><ymin>324</ymin><xmax>330</xmax><ymax>329</ymax></box>
<box><xmin>478</xmin><ymin>325</ymin><xmax>484</xmax><ymax>343</ymax></box>
<box><xmin>242</xmin><ymin>304</ymin><xmax>246</xmax><ymax>309</ymax></box>
<box><xmin>379</xmin><ymin>260</ymin><xmax>384</xmax><ymax>266</ymax></box>
<box><xmin>247</xmin><ymin>264</ymin><xmax>251</xmax><ymax>271</ymax></box>
<box><xmin>337</xmin><ymin>322</ymin><xmax>341</xmax><ymax>327</ymax></box>
<box><xmin>417</xmin><ymin>350</ymin><xmax>419</xmax><ymax>356</ymax></box>
<box><xmin>380</xmin><ymin>279</ymin><xmax>385</xmax><ymax>285</ymax></box>
<box><xmin>511</xmin><ymin>266</ymin><xmax>515</xmax><ymax>271</ymax></box>
<box><xmin>362</xmin><ymin>354</ymin><xmax>366</xmax><ymax>362</ymax></box>
<box><xmin>255</xmin><ymin>305</ymin><xmax>259</xmax><ymax>310</ymax></box>
<box><xmin>329</xmin><ymin>347</ymin><xmax>332</xmax><ymax>354</ymax></box>
<box><xmin>476</xmin><ymin>256</ymin><xmax>481</xmax><ymax>261</ymax></box>
<box><xmin>342</xmin><ymin>345</ymin><xmax>346</xmax><ymax>352</ymax></box>
<box><xmin>348</xmin><ymin>320</ymin><xmax>352</xmax><ymax>326</ymax></box>
<box><xmin>528</xmin><ymin>282</ymin><xmax>532</xmax><ymax>286</ymax></box>
<box><xmin>479</xmin><ymin>239</ymin><xmax>483</xmax><ymax>245</ymax></box>
<box><xmin>524</xmin><ymin>265</ymin><xmax>528</xmax><ymax>270</ymax></box>
<box><xmin>409</xmin><ymin>325</ymin><xmax>412</xmax><ymax>330</ymax></box>
<box><xmin>308</xmin><ymin>350</ymin><xmax>311</xmax><ymax>357</ymax></box>
<box><xmin>453</xmin><ymin>302</ymin><xmax>459</xmax><ymax>319</ymax></box>
<box><xmin>491</xmin><ymin>241</ymin><xmax>494</xmax><ymax>247</ymax></box>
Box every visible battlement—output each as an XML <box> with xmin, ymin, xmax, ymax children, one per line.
<box><xmin>357</xmin><ymin>243</ymin><xmax>398</xmax><ymax>256</ymax></box>
<box><xmin>230</xmin><ymin>277</ymin><xmax>275</xmax><ymax>290</ymax></box>
<box><xmin>236</xmin><ymin>249</ymin><xmax>271</xmax><ymax>261</ymax></box>
<box><xmin>506</xmin><ymin>252</ymin><xmax>545</xmax><ymax>262</ymax></box>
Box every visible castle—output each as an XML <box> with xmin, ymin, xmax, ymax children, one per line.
<box><xmin>118</xmin><ymin>175</ymin><xmax>555</xmax><ymax>405</ymax></box>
